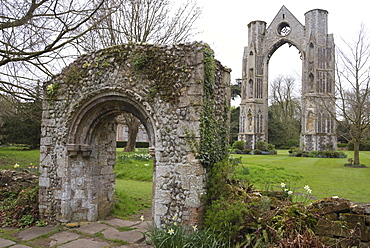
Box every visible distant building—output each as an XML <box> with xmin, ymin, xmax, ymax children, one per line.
<box><xmin>116</xmin><ymin>123</ymin><xmax>149</xmax><ymax>142</ymax></box>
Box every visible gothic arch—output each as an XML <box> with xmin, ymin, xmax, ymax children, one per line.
<box><xmin>239</xmin><ymin>6</ymin><xmax>337</xmax><ymax>151</ymax></box>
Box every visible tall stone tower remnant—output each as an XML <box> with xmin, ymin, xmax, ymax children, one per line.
<box><xmin>238</xmin><ymin>6</ymin><xmax>336</xmax><ymax>151</ymax></box>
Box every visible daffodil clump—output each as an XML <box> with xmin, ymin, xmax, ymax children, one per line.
<box><xmin>281</xmin><ymin>182</ymin><xmax>313</xmax><ymax>204</ymax></box>
<box><xmin>145</xmin><ymin>214</ymin><xmax>229</xmax><ymax>248</ymax></box>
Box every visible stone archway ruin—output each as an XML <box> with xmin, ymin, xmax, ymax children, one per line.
<box><xmin>238</xmin><ymin>6</ymin><xmax>337</xmax><ymax>151</ymax></box>
<box><xmin>39</xmin><ymin>43</ymin><xmax>231</xmax><ymax>225</ymax></box>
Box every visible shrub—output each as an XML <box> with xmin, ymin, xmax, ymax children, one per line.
<box><xmin>309</xmin><ymin>150</ymin><xmax>318</xmax><ymax>157</ymax></box>
<box><xmin>230</xmin><ymin>149</ymin><xmax>242</xmax><ymax>154</ymax></box>
<box><xmin>243</xmin><ymin>148</ymin><xmax>252</xmax><ymax>154</ymax></box>
<box><xmin>256</xmin><ymin>141</ymin><xmax>267</xmax><ymax>151</ymax></box>
<box><xmin>267</xmin><ymin>143</ymin><xmax>275</xmax><ymax>150</ymax></box>
<box><xmin>252</xmin><ymin>149</ymin><xmax>262</xmax><ymax>155</ymax></box>
<box><xmin>268</xmin><ymin>149</ymin><xmax>277</xmax><ymax>155</ymax></box>
<box><xmin>290</xmin><ymin>150</ymin><xmax>347</xmax><ymax>158</ymax></box>
<box><xmin>232</xmin><ymin>141</ymin><xmax>246</xmax><ymax>151</ymax></box>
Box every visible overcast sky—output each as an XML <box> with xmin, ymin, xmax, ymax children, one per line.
<box><xmin>193</xmin><ymin>0</ymin><xmax>370</xmax><ymax>105</ymax></box>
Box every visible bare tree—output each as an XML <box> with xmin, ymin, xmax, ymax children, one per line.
<box><xmin>81</xmin><ymin>0</ymin><xmax>201</xmax><ymax>51</ymax></box>
<box><xmin>80</xmin><ymin>0</ymin><xmax>201</xmax><ymax>151</ymax></box>
<box><xmin>328</xmin><ymin>24</ymin><xmax>370</xmax><ymax>165</ymax></box>
<box><xmin>270</xmin><ymin>75</ymin><xmax>301</xmax><ymax>120</ymax></box>
<box><xmin>0</xmin><ymin>0</ymin><xmax>105</xmax><ymax>101</ymax></box>
<box><xmin>268</xmin><ymin>75</ymin><xmax>301</xmax><ymax>146</ymax></box>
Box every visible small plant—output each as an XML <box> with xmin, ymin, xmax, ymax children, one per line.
<box><xmin>146</xmin><ymin>215</ymin><xmax>231</xmax><ymax>248</ymax></box>
<box><xmin>232</xmin><ymin>141</ymin><xmax>246</xmax><ymax>151</ymax></box>
<box><xmin>19</xmin><ymin>215</ymin><xmax>34</xmax><ymax>228</ymax></box>
<box><xmin>256</xmin><ymin>141</ymin><xmax>267</xmax><ymax>151</ymax></box>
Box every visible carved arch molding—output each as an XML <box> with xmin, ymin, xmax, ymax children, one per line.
<box><xmin>238</xmin><ymin>6</ymin><xmax>337</xmax><ymax>151</ymax></box>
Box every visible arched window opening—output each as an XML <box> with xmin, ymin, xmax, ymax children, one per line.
<box><xmin>249</xmin><ymin>79</ymin><xmax>254</xmax><ymax>98</ymax></box>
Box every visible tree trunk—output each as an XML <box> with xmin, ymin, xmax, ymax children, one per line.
<box><xmin>353</xmin><ymin>141</ymin><xmax>360</xmax><ymax>165</ymax></box>
<box><xmin>124</xmin><ymin>115</ymin><xmax>141</xmax><ymax>152</ymax></box>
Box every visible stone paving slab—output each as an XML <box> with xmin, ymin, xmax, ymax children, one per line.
<box><xmin>7</xmin><ymin>245</ymin><xmax>31</xmax><ymax>248</ymax></box>
<box><xmin>134</xmin><ymin>221</ymin><xmax>151</xmax><ymax>232</ymax></box>
<box><xmin>58</xmin><ymin>238</ymin><xmax>109</xmax><ymax>248</ymax></box>
<box><xmin>0</xmin><ymin>237</ymin><xmax>16</xmax><ymax>248</ymax></box>
<box><xmin>75</xmin><ymin>222</ymin><xmax>110</xmax><ymax>235</ymax></box>
<box><xmin>17</xmin><ymin>226</ymin><xmax>57</xmax><ymax>241</ymax></box>
<box><xmin>49</xmin><ymin>231</ymin><xmax>80</xmax><ymax>246</ymax></box>
<box><xmin>102</xmin><ymin>227</ymin><xmax>145</xmax><ymax>244</ymax></box>
<box><xmin>0</xmin><ymin>218</ymin><xmax>153</xmax><ymax>247</ymax></box>
<box><xmin>103</xmin><ymin>219</ymin><xmax>140</xmax><ymax>227</ymax></box>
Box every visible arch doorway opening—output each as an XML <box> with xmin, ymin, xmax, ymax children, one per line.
<box><xmin>268</xmin><ymin>43</ymin><xmax>302</xmax><ymax>149</ymax></box>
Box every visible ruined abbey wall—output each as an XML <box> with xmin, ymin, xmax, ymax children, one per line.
<box><xmin>39</xmin><ymin>42</ymin><xmax>230</xmax><ymax>225</ymax></box>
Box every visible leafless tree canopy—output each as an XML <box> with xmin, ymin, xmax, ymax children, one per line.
<box><xmin>270</xmin><ymin>75</ymin><xmax>301</xmax><ymax>120</ymax></box>
<box><xmin>331</xmin><ymin>24</ymin><xmax>370</xmax><ymax>164</ymax></box>
<box><xmin>0</xmin><ymin>0</ymin><xmax>104</xmax><ymax>100</ymax></box>
<box><xmin>81</xmin><ymin>0</ymin><xmax>202</xmax><ymax>52</ymax></box>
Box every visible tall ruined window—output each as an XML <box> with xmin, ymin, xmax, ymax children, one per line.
<box><xmin>308</xmin><ymin>73</ymin><xmax>314</xmax><ymax>92</ymax></box>
<box><xmin>255</xmin><ymin>110</ymin><xmax>263</xmax><ymax>133</ymax></box>
<box><xmin>327</xmin><ymin>116</ymin><xmax>334</xmax><ymax>133</ymax></box>
<box><xmin>326</xmin><ymin>74</ymin><xmax>332</xmax><ymax>93</ymax></box>
<box><xmin>255</xmin><ymin>78</ymin><xmax>263</xmax><ymax>98</ymax></box>
<box><xmin>239</xmin><ymin>106</ymin><xmax>245</xmax><ymax>133</ymax></box>
<box><xmin>242</xmin><ymin>84</ymin><xmax>246</xmax><ymax>99</ymax></box>
<box><xmin>248</xmin><ymin>79</ymin><xmax>253</xmax><ymax>98</ymax></box>
<box><xmin>317</xmin><ymin>71</ymin><xmax>327</xmax><ymax>93</ymax></box>
<box><xmin>317</xmin><ymin>113</ymin><xmax>322</xmax><ymax>133</ymax></box>
<box><xmin>247</xmin><ymin>109</ymin><xmax>253</xmax><ymax>132</ymax></box>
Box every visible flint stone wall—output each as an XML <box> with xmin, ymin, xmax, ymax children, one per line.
<box><xmin>39</xmin><ymin>42</ymin><xmax>231</xmax><ymax>225</ymax></box>
<box><xmin>313</xmin><ymin>197</ymin><xmax>370</xmax><ymax>247</ymax></box>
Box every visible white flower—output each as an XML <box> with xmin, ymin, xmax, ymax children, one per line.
<box><xmin>192</xmin><ymin>225</ymin><xmax>198</xmax><ymax>231</ymax></box>
<box><xmin>281</xmin><ymin>183</ymin><xmax>286</xmax><ymax>188</ymax></box>
<box><xmin>307</xmin><ymin>189</ymin><xmax>312</xmax><ymax>194</ymax></box>
<box><xmin>14</xmin><ymin>163</ymin><xmax>19</xmax><ymax>168</ymax></box>
<box><xmin>140</xmin><ymin>215</ymin><xmax>144</xmax><ymax>222</ymax></box>
<box><xmin>288</xmin><ymin>191</ymin><xmax>293</xmax><ymax>195</ymax></box>
<box><xmin>304</xmin><ymin>185</ymin><xmax>310</xmax><ymax>191</ymax></box>
<box><xmin>168</xmin><ymin>228</ymin><xmax>174</xmax><ymax>235</ymax></box>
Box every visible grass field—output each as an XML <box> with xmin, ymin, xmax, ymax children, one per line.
<box><xmin>234</xmin><ymin>150</ymin><xmax>370</xmax><ymax>204</ymax></box>
<box><xmin>0</xmin><ymin>146</ymin><xmax>40</xmax><ymax>171</ymax></box>
<box><xmin>1</xmin><ymin>146</ymin><xmax>370</xmax><ymax>218</ymax></box>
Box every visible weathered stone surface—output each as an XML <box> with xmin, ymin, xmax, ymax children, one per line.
<box><xmin>315</xmin><ymin>219</ymin><xmax>333</xmax><ymax>237</ymax></box>
<box><xmin>239</xmin><ymin>6</ymin><xmax>336</xmax><ymax>150</ymax></box>
<box><xmin>0</xmin><ymin>237</ymin><xmax>16</xmax><ymax>247</ymax></box>
<box><xmin>310</xmin><ymin>197</ymin><xmax>352</xmax><ymax>215</ymax></box>
<box><xmin>58</xmin><ymin>238</ymin><xmax>108</xmax><ymax>248</ymax></box>
<box><xmin>315</xmin><ymin>198</ymin><xmax>370</xmax><ymax>246</ymax></box>
<box><xmin>339</xmin><ymin>213</ymin><xmax>366</xmax><ymax>225</ymax></box>
<box><xmin>39</xmin><ymin>42</ymin><xmax>231</xmax><ymax>226</ymax></box>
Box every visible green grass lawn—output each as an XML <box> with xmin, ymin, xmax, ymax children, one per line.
<box><xmin>233</xmin><ymin>150</ymin><xmax>370</xmax><ymax>204</ymax></box>
<box><xmin>0</xmin><ymin>146</ymin><xmax>40</xmax><ymax>171</ymax></box>
<box><xmin>113</xmin><ymin>179</ymin><xmax>152</xmax><ymax>219</ymax></box>
<box><xmin>1</xmin><ymin>146</ymin><xmax>370</xmax><ymax>217</ymax></box>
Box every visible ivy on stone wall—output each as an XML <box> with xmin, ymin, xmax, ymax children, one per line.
<box><xmin>130</xmin><ymin>47</ymin><xmax>191</xmax><ymax>104</ymax></box>
<box><xmin>50</xmin><ymin>44</ymin><xmax>192</xmax><ymax>104</ymax></box>
<box><xmin>198</xmin><ymin>46</ymin><xmax>228</xmax><ymax>168</ymax></box>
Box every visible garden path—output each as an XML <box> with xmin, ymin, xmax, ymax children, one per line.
<box><xmin>0</xmin><ymin>218</ymin><xmax>154</xmax><ymax>247</ymax></box>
